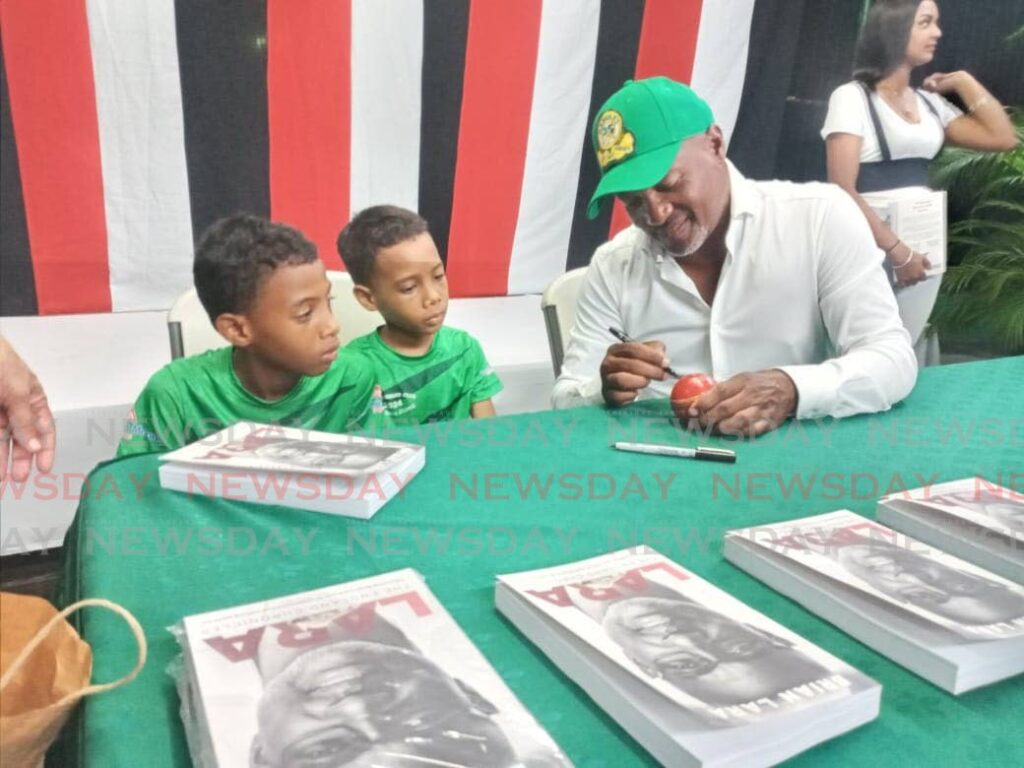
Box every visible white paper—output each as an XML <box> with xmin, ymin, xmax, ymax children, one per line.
<box><xmin>864</xmin><ymin>188</ymin><xmax>947</xmax><ymax>276</ymax></box>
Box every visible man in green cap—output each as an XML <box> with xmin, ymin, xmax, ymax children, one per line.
<box><xmin>552</xmin><ymin>77</ymin><xmax>917</xmax><ymax>435</ymax></box>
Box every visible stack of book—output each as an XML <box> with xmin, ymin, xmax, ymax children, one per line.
<box><xmin>497</xmin><ymin>547</ymin><xmax>880</xmax><ymax>767</ymax></box>
<box><xmin>725</xmin><ymin>510</ymin><xmax>1024</xmax><ymax>693</ymax></box>
<box><xmin>878</xmin><ymin>477</ymin><xmax>1023</xmax><ymax>584</ymax></box>
<box><xmin>158</xmin><ymin>422</ymin><xmax>425</xmax><ymax>519</ymax></box>
<box><xmin>177</xmin><ymin>569</ymin><xmax>572</xmax><ymax>768</ymax></box>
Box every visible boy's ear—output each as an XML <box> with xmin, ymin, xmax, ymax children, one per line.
<box><xmin>352</xmin><ymin>284</ymin><xmax>377</xmax><ymax>312</ymax></box>
<box><xmin>214</xmin><ymin>313</ymin><xmax>254</xmax><ymax>347</ymax></box>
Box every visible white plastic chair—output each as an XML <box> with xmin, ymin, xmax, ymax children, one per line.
<box><xmin>167</xmin><ymin>271</ymin><xmax>383</xmax><ymax>359</ymax></box>
<box><xmin>540</xmin><ymin>267</ymin><xmax>588</xmax><ymax>377</ymax></box>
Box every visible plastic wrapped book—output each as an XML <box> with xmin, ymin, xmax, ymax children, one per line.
<box><xmin>878</xmin><ymin>477</ymin><xmax>1023</xmax><ymax>583</ymax></box>
<box><xmin>497</xmin><ymin>547</ymin><xmax>880</xmax><ymax>767</ymax></box>
<box><xmin>726</xmin><ymin>510</ymin><xmax>1024</xmax><ymax>694</ymax></box>
<box><xmin>158</xmin><ymin>421</ymin><xmax>425</xmax><ymax>519</ymax></box>
<box><xmin>175</xmin><ymin>569</ymin><xmax>572</xmax><ymax>768</ymax></box>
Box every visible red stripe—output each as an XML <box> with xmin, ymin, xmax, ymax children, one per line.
<box><xmin>267</xmin><ymin>0</ymin><xmax>350</xmax><ymax>270</ymax></box>
<box><xmin>0</xmin><ymin>0</ymin><xmax>111</xmax><ymax>314</ymax></box>
<box><xmin>609</xmin><ymin>0</ymin><xmax>704</xmax><ymax>239</ymax></box>
<box><xmin>445</xmin><ymin>2</ymin><xmax>542</xmax><ymax>297</ymax></box>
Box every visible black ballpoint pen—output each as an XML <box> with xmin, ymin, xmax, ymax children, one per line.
<box><xmin>608</xmin><ymin>327</ymin><xmax>680</xmax><ymax>379</ymax></box>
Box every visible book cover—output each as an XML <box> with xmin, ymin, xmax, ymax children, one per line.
<box><xmin>499</xmin><ymin>548</ymin><xmax>870</xmax><ymax>727</ymax></box>
<box><xmin>161</xmin><ymin>422</ymin><xmax>419</xmax><ymax>477</ymax></box>
<box><xmin>181</xmin><ymin>569</ymin><xmax>572</xmax><ymax>768</ymax></box>
<box><xmin>728</xmin><ymin>511</ymin><xmax>1024</xmax><ymax>641</ymax></box>
<box><xmin>882</xmin><ymin>477</ymin><xmax>1024</xmax><ymax>544</ymax></box>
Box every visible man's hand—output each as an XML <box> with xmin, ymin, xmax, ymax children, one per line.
<box><xmin>600</xmin><ymin>340</ymin><xmax>668</xmax><ymax>406</ymax></box>
<box><xmin>0</xmin><ymin>337</ymin><xmax>56</xmax><ymax>482</ymax></box>
<box><xmin>675</xmin><ymin>369</ymin><xmax>797</xmax><ymax>436</ymax></box>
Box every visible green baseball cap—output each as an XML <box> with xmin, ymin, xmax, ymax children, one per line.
<box><xmin>587</xmin><ymin>77</ymin><xmax>714</xmax><ymax>219</ymax></box>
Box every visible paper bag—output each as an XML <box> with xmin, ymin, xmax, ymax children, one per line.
<box><xmin>0</xmin><ymin>594</ymin><xmax>146</xmax><ymax>768</ymax></box>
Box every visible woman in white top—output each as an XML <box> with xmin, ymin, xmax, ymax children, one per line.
<box><xmin>821</xmin><ymin>0</ymin><xmax>1017</xmax><ymax>353</ymax></box>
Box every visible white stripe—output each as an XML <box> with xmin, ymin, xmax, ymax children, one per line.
<box><xmin>350</xmin><ymin>0</ymin><xmax>423</xmax><ymax>217</ymax></box>
<box><xmin>690</xmin><ymin>0</ymin><xmax>756</xmax><ymax>146</ymax></box>
<box><xmin>86</xmin><ymin>0</ymin><xmax>194</xmax><ymax>312</ymax></box>
<box><xmin>507</xmin><ymin>0</ymin><xmax>600</xmax><ymax>295</ymax></box>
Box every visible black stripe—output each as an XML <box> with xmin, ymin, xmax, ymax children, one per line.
<box><xmin>727</xmin><ymin>0</ymin><xmax>806</xmax><ymax>180</ymax></box>
<box><xmin>771</xmin><ymin>0</ymin><xmax>861</xmax><ymax>183</ymax></box>
<box><xmin>281</xmin><ymin>383</ymin><xmax>357</xmax><ymax>426</ymax></box>
<box><xmin>0</xmin><ymin>34</ymin><xmax>37</xmax><ymax>316</ymax></box>
<box><xmin>418</xmin><ymin>0</ymin><xmax>470</xmax><ymax>266</ymax></box>
<box><xmin>175</xmin><ymin>0</ymin><xmax>270</xmax><ymax>246</ymax></box>
<box><xmin>565</xmin><ymin>0</ymin><xmax>646</xmax><ymax>271</ymax></box>
<box><xmin>860</xmin><ymin>82</ymin><xmax>893</xmax><ymax>162</ymax></box>
<box><xmin>386</xmin><ymin>357</ymin><xmax>458</xmax><ymax>397</ymax></box>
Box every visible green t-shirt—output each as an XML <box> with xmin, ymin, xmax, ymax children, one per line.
<box><xmin>117</xmin><ymin>347</ymin><xmax>375</xmax><ymax>456</ymax></box>
<box><xmin>348</xmin><ymin>326</ymin><xmax>503</xmax><ymax>429</ymax></box>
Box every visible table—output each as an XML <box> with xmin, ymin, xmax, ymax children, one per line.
<box><xmin>59</xmin><ymin>357</ymin><xmax>1024</xmax><ymax>766</ymax></box>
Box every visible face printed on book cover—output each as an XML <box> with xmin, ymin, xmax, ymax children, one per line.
<box><xmin>601</xmin><ymin>594</ymin><xmax>831</xmax><ymax>707</ymax></box>
<box><xmin>836</xmin><ymin>541</ymin><xmax>1024</xmax><ymax>625</ymax></box>
<box><xmin>249</xmin><ymin>439</ymin><xmax>400</xmax><ymax>471</ymax></box>
<box><xmin>931</xmin><ymin>491</ymin><xmax>1024</xmax><ymax>536</ymax></box>
<box><xmin>249</xmin><ymin>617</ymin><xmax>523</xmax><ymax>768</ymax></box>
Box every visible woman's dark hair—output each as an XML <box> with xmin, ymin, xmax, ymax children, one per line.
<box><xmin>853</xmin><ymin>0</ymin><xmax>922</xmax><ymax>87</ymax></box>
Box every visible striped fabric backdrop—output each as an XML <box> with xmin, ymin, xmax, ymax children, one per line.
<box><xmin>0</xmin><ymin>0</ymin><xmax>756</xmax><ymax>316</ymax></box>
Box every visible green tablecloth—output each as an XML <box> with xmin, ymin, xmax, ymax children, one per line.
<box><xmin>61</xmin><ymin>357</ymin><xmax>1024</xmax><ymax>766</ymax></box>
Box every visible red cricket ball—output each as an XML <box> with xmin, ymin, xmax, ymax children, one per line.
<box><xmin>671</xmin><ymin>373</ymin><xmax>716</xmax><ymax>407</ymax></box>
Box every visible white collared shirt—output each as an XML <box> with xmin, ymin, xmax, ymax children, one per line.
<box><xmin>552</xmin><ymin>161</ymin><xmax>917</xmax><ymax>419</ymax></box>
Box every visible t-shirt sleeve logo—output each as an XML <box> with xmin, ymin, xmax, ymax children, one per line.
<box><xmin>596</xmin><ymin>110</ymin><xmax>635</xmax><ymax>170</ymax></box>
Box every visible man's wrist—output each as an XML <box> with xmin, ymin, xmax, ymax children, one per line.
<box><xmin>769</xmin><ymin>368</ymin><xmax>799</xmax><ymax>418</ymax></box>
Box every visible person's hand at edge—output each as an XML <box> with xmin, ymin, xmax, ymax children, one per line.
<box><xmin>0</xmin><ymin>336</ymin><xmax>56</xmax><ymax>482</ymax></box>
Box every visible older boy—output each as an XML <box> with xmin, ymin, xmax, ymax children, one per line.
<box><xmin>118</xmin><ymin>215</ymin><xmax>374</xmax><ymax>456</ymax></box>
<box><xmin>337</xmin><ymin>206</ymin><xmax>501</xmax><ymax>428</ymax></box>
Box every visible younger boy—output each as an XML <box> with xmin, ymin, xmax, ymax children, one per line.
<box><xmin>118</xmin><ymin>215</ymin><xmax>374</xmax><ymax>456</ymax></box>
<box><xmin>337</xmin><ymin>205</ymin><xmax>502</xmax><ymax>428</ymax></box>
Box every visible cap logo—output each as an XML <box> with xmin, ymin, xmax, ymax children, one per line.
<box><xmin>595</xmin><ymin>110</ymin><xmax>634</xmax><ymax>170</ymax></box>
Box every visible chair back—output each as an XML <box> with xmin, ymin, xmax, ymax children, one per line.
<box><xmin>540</xmin><ymin>267</ymin><xmax>588</xmax><ymax>377</ymax></box>
<box><xmin>167</xmin><ymin>271</ymin><xmax>383</xmax><ymax>359</ymax></box>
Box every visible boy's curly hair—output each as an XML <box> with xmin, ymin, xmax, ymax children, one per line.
<box><xmin>194</xmin><ymin>214</ymin><xmax>317</xmax><ymax>321</ymax></box>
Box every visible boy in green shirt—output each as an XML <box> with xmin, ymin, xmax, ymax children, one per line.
<box><xmin>337</xmin><ymin>205</ymin><xmax>502</xmax><ymax>428</ymax></box>
<box><xmin>118</xmin><ymin>215</ymin><xmax>374</xmax><ymax>456</ymax></box>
